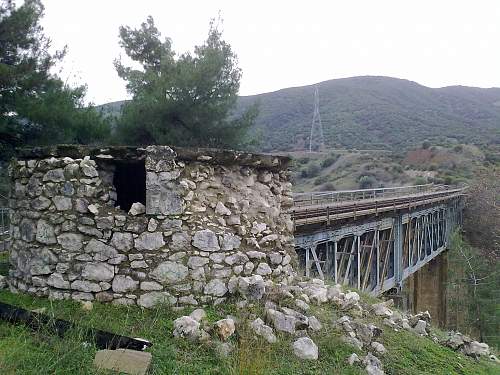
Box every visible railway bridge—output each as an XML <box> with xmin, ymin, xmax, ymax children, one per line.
<box><xmin>290</xmin><ymin>184</ymin><xmax>465</xmax><ymax>324</ymax></box>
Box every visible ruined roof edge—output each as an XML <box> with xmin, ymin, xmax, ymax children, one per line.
<box><xmin>15</xmin><ymin>145</ymin><xmax>291</xmax><ymax>170</ymax></box>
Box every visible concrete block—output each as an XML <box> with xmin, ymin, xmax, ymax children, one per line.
<box><xmin>93</xmin><ymin>349</ymin><xmax>152</xmax><ymax>375</ymax></box>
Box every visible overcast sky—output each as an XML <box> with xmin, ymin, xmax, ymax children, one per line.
<box><xmin>41</xmin><ymin>0</ymin><xmax>500</xmax><ymax>105</ymax></box>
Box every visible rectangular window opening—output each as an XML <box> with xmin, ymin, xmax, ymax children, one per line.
<box><xmin>113</xmin><ymin>160</ymin><xmax>146</xmax><ymax>212</ymax></box>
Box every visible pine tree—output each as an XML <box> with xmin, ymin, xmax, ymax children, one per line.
<box><xmin>115</xmin><ymin>17</ymin><xmax>258</xmax><ymax>149</ymax></box>
<box><xmin>0</xmin><ymin>0</ymin><xmax>110</xmax><ymax>159</ymax></box>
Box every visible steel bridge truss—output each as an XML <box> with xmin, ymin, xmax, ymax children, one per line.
<box><xmin>295</xmin><ymin>200</ymin><xmax>462</xmax><ymax>296</ymax></box>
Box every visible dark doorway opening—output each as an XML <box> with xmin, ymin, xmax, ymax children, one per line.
<box><xmin>113</xmin><ymin>161</ymin><xmax>146</xmax><ymax>212</ymax></box>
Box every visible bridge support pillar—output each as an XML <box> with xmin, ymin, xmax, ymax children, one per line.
<box><xmin>404</xmin><ymin>251</ymin><xmax>448</xmax><ymax>327</ymax></box>
<box><xmin>394</xmin><ymin>214</ymin><xmax>403</xmax><ymax>288</ymax></box>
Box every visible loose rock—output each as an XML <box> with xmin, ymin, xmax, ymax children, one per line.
<box><xmin>292</xmin><ymin>337</ymin><xmax>318</xmax><ymax>360</ymax></box>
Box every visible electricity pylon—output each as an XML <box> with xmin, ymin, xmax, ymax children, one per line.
<box><xmin>309</xmin><ymin>86</ymin><xmax>325</xmax><ymax>153</ymax></box>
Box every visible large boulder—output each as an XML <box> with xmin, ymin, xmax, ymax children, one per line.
<box><xmin>371</xmin><ymin>300</ymin><xmax>394</xmax><ymax>317</ymax></box>
<box><xmin>445</xmin><ymin>331</ymin><xmax>466</xmax><ymax>350</ymax></box>
<box><xmin>363</xmin><ymin>352</ymin><xmax>384</xmax><ymax>375</ymax></box>
<box><xmin>292</xmin><ymin>337</ymin><xmax>318</xmax><ymax>360</ymax></box>
<box><xmin>173</xmin><ymin>316</ymin><xmax>201</xmax><ymax>340</ymax></box>
<box><xmin>214</xmin><ymin>318</ymin><xmax>236</xmax><ymax>341</ymax></box>
<box><xmin>237</xmin><ymin>275</ymin><xmax>265</xmax><ymax>300</ymax></box>
<box><xmin>413</xmin><ymin>320</ymin><xmax>428</xmax><ymax>336</ymax></box>
<box><xmin>341</xmin><ymin>291</ymin><xmax>360</xmax><ymax>310</ymax></box>
<box><xmin>250</xmin><ymin>318</ymin><xmax>277</xmax><ymax>343</ymax></box>
<box><xmin>463</xmin><ymin>341</ymin><xmax>490</xmax><ymax>358</ymax></box>
<box><xmin>266</xmin><ymin>309</ymin><xmax>297</xmax><ymax>334</ymax></box>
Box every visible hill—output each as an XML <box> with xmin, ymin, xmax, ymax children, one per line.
<box><xmin>289</xmin><ymin>143</ymin><xmax>499</xmax><ymax>192</ymax></box>
<box><xmin>97</xmin><ymin>76</ymin><xmax>500</xmax><ymax>152</ymax></box>
<box><xmin>237</xmin><ymin>76</ymin><xmax>500</xmax><ymax>152</ymax></box>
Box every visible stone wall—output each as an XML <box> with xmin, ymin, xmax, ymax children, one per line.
<box><xmin>7</xmin><ymin>145</ymin><xmax>295</xmax><ymax>307</ymax></box>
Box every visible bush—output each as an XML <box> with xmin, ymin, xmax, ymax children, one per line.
<box><xmin>320</xmin><ymin>154</ymin><xmax>339</xmax><ymax>168</ymax></box>
<box><xmin>321</xmin><ymin>182</ymin><xmax>336</xmax><ymax>191</ymax></box>
<box><xmin>358</xmin><ymin>175</ymin><xmax>376</xmax><ymax>189</ymax></box>
<box><xmin>422</xmin><ymin>140</ymin><xmax>431</xmax><ymax>149</ymax></box>
<box><xmin>305</xmin><ymin>163</ymin><xmax>320</xmax><ymax>178</ymax></box>
<box><xmin>314</xmin><ymin>175</ymin><xmax>328</xmax><ymax>186</ymax></box>
<box><xmin>453</xmin><ymin>144</ymin><xmax>463</xmax><ymax>152</ymax></box>
<box><xmin>414</xmin><ymin>176</ymin><xmax>427</xmax><ymax>185</ymax></box>
<box><xmin>392</xmin><ymin>165</ymin><xmax>403</xmax><ymax>173</ymax></box>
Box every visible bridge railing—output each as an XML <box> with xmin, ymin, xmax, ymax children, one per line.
<box><xmin>293</xmin><ymin>184</ymin><xmax>453</xmax><ymax>207</ymax></box>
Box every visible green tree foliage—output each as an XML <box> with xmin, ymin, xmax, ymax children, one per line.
<box><xmin>447</xmin><ymin>233</ymin><xmax>500</xmax><ymax>350</ymax></box>
<box><xmin>0</xmin><ymin>0</ymin><xmax>110</xmax><ymax>159</ymax></box>
<box><xmin>447</xmin><ymin>171</ymin><xmax>500</xmax><ymax>349</ymax></box>
<box><xmin>115</xmin><ymin>16</ymin><xmax>257</xmax><ymax>149</ymax></box>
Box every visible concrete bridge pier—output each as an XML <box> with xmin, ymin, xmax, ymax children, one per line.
<box><xmin>402</xmin><ymin>251</ymin><xmax>448</xmax><ymax>327</ymax></box>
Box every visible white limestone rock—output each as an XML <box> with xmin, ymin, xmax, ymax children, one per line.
<box><xmin>189</xmin><ymin>308</ymin><xmax>207</xmax><ymax>322</ymax></box>
<box><xmin>413</xmin><ymin>320</ymin><xmax>428</xmax><ymax>336</ymax></box>
<box><xmin>255</xmin><ymin>262</ymin><xmax>272</xmax><ymax>276</ymax></box>
<box><xmin>371</xmin><ymin>341</ymin><xmax>387</xmax><ymax>355</ymax></box>
<box><xmin>150</xmin><ymin>261</ymin><xmax>189</xmax><ymax>284</ymax></box>
<box><xmin>112</xmin><ymin>275</ymin><xmax>139</xmax><ymax>293</ymax></box>
<box><xmin>129</xmin><ymin>202</ymin><xmax>146</xmax><ymax>216</ymax></box>
<box><xmin>204</xmin><ymin>279</ymin><xmax>228</xmax><ymax>296</ymax></box>
<box><xmin>251</xmin><ymin>318</ymin><xmax>277</xmax><ymax>343</ymax></box>
<box><xmin>215</xmin><ymin>202</ymin><xmax>231</xmax><ymax>216</ymax></box>
<box><xmin>292</xmin><ymin>337</ymin><xmax>318</xmax><ymax>360</ymax></box>
<box><xmin>371</xmin><ymin>300</ymin><xmax>394</xmax><ymax>317</ymax></box>
<box><xmin>47</xmin><ymin>273</ymin><xmax>70</xmax><ymax>289</ymax></box>
<box><xmin>173</xmin><ymin>316</ymin><xmax>201</xmax><ymax>340</ymax></box>
<box><xmin>110</xmin><ymin>232</ymin><xmax>134</xmax><ymax>251</ymax></box>
<box><xmin>215</xmin><ymin>318</ymin><xmax>236</xmax><ymax>341</ymax></box>
<box><xmin>238</xmin><ymin>275</ymin><xmax>265</xmax><ymax>300</ymax></box>
<box><xmin>221</xmin><ymin>233</ymin><xmax>241</xmax><ymax>251</ymax></box>
<box><xmin>81</xmin><ymin>263</ymin><xmax>114</xmax><ymax>282</ymax></box>
<box><xmin>192</xmin><ymin>229</ymin><xmax>220</xmax><ymax>252</ymax></box>
<box><xmin>138</xmin><ymin>291</ymin><xmax>176</xmax><ymax>308</ymax></box>
<box><xmin>266</xmin><ymin>308</ymin><xmax>296</xmax><ymax>334</ymax></box>
<box><xmin>347</xmin><ymin>353</ymin><xmax>360</xmax><ymax>365</ymax></box>
<box><xmin>307</xmin><ymin>316</ymin><xmax>322</xmax><ymax>331</ymax></box>
<box><xmin>135</xmin><ymin>232</ymin><xmax>165</xmax><ymax>251</ymax></box>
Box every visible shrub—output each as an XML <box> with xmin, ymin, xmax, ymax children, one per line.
<box><xmin>305</xmin><ymin>163</ymin><xmax>320</xmax><ymax>178</ymax></box>
<box><xmin>314</xmin><ymin>175</ymin><xmax>328</xmax><ymax>186</ymax></box>
<box><xmin>358</xmin><ymin>175</ymin><xmax>376</xmax><ymax>189</ymax></box>
<box><xmin>414</xmin><ymin>176</ymin><xmax>427</xmax><ymax>185</ymax></box>
<box><xmin>392</xmin><ymin>165</ymin><xmax>403</xmax><ymax>173</ymax></box>
<box><xmin>422</xmin><ymin>140</ymin><xmax>431</xmax><ymax>149</ymax></box>
<box><xmin>321</xmin><ymin>182</ymin><xmax>336</xmax><ymax>191</ymax></box>
<box><xmin>320</xmin><ymin>154</ymin><xmax>339</xmax><ymax>168</ymax></box>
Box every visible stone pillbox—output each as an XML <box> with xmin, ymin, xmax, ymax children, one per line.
<box><xmin>7</xmin><ymin>145</ymin><xmax>296</xmax><ymax>306</ymax></box>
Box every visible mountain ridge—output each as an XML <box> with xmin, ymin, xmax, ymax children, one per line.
<box><xmin>97</xmin><ymin>76</ymin><xmax>500</xmax><ymax>151</ymax></box>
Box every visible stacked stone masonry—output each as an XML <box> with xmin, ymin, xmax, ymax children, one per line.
<box><xmin>7</xmin><ymin>145</ymin><xmax>296</xmax><ymax>307</ymax></box>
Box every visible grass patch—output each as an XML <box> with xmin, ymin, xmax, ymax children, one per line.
<box><xmin>0</xmin><ymin>289</ymin><xmax>498</xmax><ymax>374</ymax></box>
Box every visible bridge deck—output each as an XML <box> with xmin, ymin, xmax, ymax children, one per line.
<box><xmin>291</xmin><ymin>186</ymin><xmax>465</xmax><ymax>227</ymax></box>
